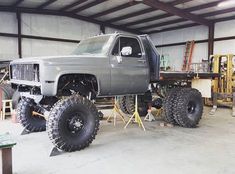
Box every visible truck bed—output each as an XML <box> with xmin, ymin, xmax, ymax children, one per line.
<box><xmin>158</xmin><ymin>71</ymin><xmax>220</xmax><ymax>81</ymax></box>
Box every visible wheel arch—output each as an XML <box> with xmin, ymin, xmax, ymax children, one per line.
<box><xmin>56</xmin><ymin>73</ymin><xmax>100</xmax><ymax>97</ymax></box>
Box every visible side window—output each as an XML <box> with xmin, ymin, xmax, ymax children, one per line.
<box><xmin>111</xmin><ymin>37</ymin><xmax>142</xmax><ymax>58</ymax></box>
<box><xmin>120</xmin><ymin>37</ymin><xmax>142</xmax><ymax>58</ymax></box>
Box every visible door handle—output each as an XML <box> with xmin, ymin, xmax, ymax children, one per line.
<box><xmin>138</xmin><ymin>59</ymin><xmax>146</xmax><ymax>63</ymax></box>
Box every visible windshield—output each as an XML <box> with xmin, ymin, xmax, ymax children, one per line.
<box><xmin>73</xmin><ymin>35</ymin><xmax>113</xmax><ymax>55</ymax></box>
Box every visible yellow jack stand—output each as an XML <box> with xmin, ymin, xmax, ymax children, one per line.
<box><xmin>106</xmin><ymin>97</ymin><xmax>126</xmax><ymax>126</ymax></box>
<box><xmin>156</xmin><ymin>108</ymin><xmax>163</xmax><ymax>116</ymax></box>
<box><xmin>124</xmin><ymin>95</ymin><xmax>146</xmax><ymax>131</ymax></box>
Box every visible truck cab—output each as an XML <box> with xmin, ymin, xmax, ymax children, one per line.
<box><xmin>10</xmin><ymin>33</ymin><xmax>160</xmax><ymax>97</ymax></box>
<box><xmin>108</xmin><ymin>34</ymin><xmax>160</xmax><ymax>95</ymax></box>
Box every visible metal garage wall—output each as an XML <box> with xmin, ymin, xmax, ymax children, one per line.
<box><xmin>150</xmin><ymin>20</ymin><xmax>235</xmax><ymax>71</ymax></box>
<box><xmin>22</xmin><ymin>39</ymin><xmax>78</xmax><ymax>57</ymax></box>
<box><xmin>150</xmin><ymin>25</ymin><xmax>208</xmax><ymax>71</ymax></box>
<box><xmin>21</xmin><ymin>13</ymin><xmax>100</xmax><ymax>57</ymax></box>
<box><xmin>21</xmin><ymin>14</ymin><xmax>100</xmax><ymax>40</ymax></box>
<box><xmin>0</xmin><ymin>36</ymin><xmax>18</xmax><ymax>60</ymax></box>
<box><xmin>105</xmin><ymin>27</ymin><xmax>132</xmax><ymax>35</ymax></box>
<box><xmin>0</xmin><ymin>12</ymin><xmax>18</xmax><ymax>59</ymax></box>
<box><xmin>0</xmin><ymin>12</ymin><xmax>102</xmax><ymax>59</ymax></box>
<box><xmin>156</xmin><ymin>43</ymin><xmax>208</xmax><ymax>71</ymax></box>
<box><xmin>150</xmin><ymin>25</ymin><xmax>208</xmax><ymax>45</ymax></box>
<box><xmin>214</xmin><ymin>19</ymin><xmax>235</xmax><ymax>54</ymax></box>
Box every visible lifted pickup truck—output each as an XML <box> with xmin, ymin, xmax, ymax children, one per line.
<box><xmin>10</xmin><ymin>33</ymin><xmax>216</xmax><ymax>152</ymax></box>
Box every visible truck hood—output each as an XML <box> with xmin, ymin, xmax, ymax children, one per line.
<box><xmin>10</xmin><ymin>55</ymin><xmax>108</xmax><ymax>65</ymax></box>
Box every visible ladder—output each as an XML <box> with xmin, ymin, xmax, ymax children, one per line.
<box><xmin>182</xmin><ymin>41</ymin><xmax>195</xmax><ymax>71</ymax></box>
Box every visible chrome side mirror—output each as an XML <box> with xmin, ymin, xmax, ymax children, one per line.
<box><xmin>121</xmin><ymin>46</ymin><xmax>132</xmax><ymax>56</ymax></box>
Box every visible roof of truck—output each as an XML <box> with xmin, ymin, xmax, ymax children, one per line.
<box><xmin>87</xmin><ymin>33</ymin><xmax>148</xmax><ymax>39</ymax></box>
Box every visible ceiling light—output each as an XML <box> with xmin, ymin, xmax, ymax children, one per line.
<box><xmin>218</xmin><ymin>0</ymin><xmax>235</xmax><ymax>7</ymax></box>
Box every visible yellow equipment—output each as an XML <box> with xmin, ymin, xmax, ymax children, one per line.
<box><xmin>208</xmin><ymin>54</ymin><xmax>235</xmax><ymax>116</ymax></box>
<box><xmin>106</xmin><ymin>96</ymin><xmax>126</xmax><ymax>126</ymax></box>
<box><xmin>124</xmin><ymin>95</ymin><xmax>146</xmax><ymax>131</ymax></box>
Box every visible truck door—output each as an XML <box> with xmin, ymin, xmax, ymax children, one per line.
<box><xmin>110</xmin><ymin>36</ymin><xmax>149</xmax><ymax>95</ymax></box>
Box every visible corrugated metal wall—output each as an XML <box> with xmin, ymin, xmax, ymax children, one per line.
<box><xmin>150</xmin><ymin>19</ymin><xmax>235</xmax><ymax>71</ymax></box>
<box><xmin>214</xmin><ymin>20</ymin><xmax>235</xmax><ymax>54</ymax></box>
<box><xmin>150</xmin><ymin>25</ymin><xmax>208</xmax><ymax>70</ymax></box>
<box><xmin>0</xmin><ymin>12</ymin><xmax>18</xmax><ymax>59</ymax></box>
<box><xmin>0</xmin><ymin>12</ymin><xmax>129</xmax><ymax>60</ymax></box>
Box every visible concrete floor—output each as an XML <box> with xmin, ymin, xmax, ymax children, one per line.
<box><xmin>1</xmin><ymin>107</ymin><xmax>235</xmax><ymax>174</ymax></box>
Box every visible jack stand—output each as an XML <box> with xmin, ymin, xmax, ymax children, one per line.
<box><xmin>107</xmin><ymin>96</ymin><xmax>126</xmax><ymax>126</ymax></box>
<box><xmin>124</xmin><ymin>95</ymin><xmax>146</xmax><ymax>131</ymax></box>
<box><xmin>156</xmin><ymin>108</ymin><xmax>163</xmax><ymax>116</ymax></box>
<box><xmin>49</xmin><ymin>147</ymin><xmax>65</xmax><ymax>157</ymax></box>
<box><xmin>144</xmin><ymin>106</ymin><xmax>155</xmax><ymax>122</ymax></box>
<box><xmin>20</xmin><ymin>128</ymin><xmax>31</xmax><ymax>135</ymax></box>
<box><xmin>209</xmin><ymin>106</ymin><xmax>217</xmax><ymax>115</ymax></box>
<box><xmin>210</xmin><ymin>93</ymin><xmax>218</xmax><ymax>115</ymax></box>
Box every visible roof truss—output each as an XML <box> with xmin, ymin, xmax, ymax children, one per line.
<box><xmin>89</xmin><ymin>1</ymin><xmax>140</xmax><ymax>18</ymax></box>
<box><xmin>106</xmin><ymin>0</ymin><xmax>193</xmax><ymax>23</ymax></box>
<box><xmin>37</xmin><ymin>0</ymin><xmax>57</xmax><ymax>10</ymax></box>
<box><xmin>59</xmin><ymin>0</ymin><xmax>88</xmax><ymax>11</ymax></box>
<box><xmin>0</xmin><ymin>6</ymin><xmax>142</xmax><ymax>34</ymax></box>
<box><xmin>125</xmin><ymin>0</ymin><xmax>222</xmax><ymax>27</ymax></box>
<box><xmin>71</xmin><ymin>0</ymin><xmax>107</xmax><ymax>13</ymax></box>
<box><xmin>142</xmin><ymin>0</ymin><xmax>211</xmax><ymax>26</ymax></box>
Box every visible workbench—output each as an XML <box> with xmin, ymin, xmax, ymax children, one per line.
<box><xmin>0</xmin><ymin>133</ymin><xmax>16</xmax><ymax>174</ymax></box>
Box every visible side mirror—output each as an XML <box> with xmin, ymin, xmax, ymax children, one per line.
<box><xmin>121</xmin><ymin>46</ymin><xmax>132</xmax><ymax>56</ymax></box>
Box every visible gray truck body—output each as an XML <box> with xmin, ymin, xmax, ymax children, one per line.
<box><xmin>10</xmin><ymin>33</ymin><xmax>159</xmax><ymax>97</ymax></box>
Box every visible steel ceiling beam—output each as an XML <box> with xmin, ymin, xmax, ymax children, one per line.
<box><xmin>106</xmin><ymin>8</ymin><xmax>154</xmax><ymax>23</ymax></box>
<box><xmin>106</xmin><ymin>0</ymin><xmax>193</xmax><ymax>23</ymax></box>
<box><xmin>0</xmin><ymin>6</ymin><xmax>142</xmax><ymax>34</ymax></box>
<box><xmin>11</xmin><ymin>0</ymin><xmax>24</xmax><ymax>7</ymax></box>
<box><xmin>200</xmin><ymin>7</ymin><xmax>235</xmax><ymax>18</ymax></box>
<box><xmin>0</xmin><ymin>32</ymin><xmax>80</xmax><ymax>43</ymax></box>
<box><xmin>214</xmin><ymin>15</ymin><xmax>235</xmax><ymax>23</ymax></box>
<box><xmin>66</xmin><ymin>13</ymin><xmax>142</xmax><ymax>34</ymax></box>
<box><xmin>137</xmin><ymin>6</ymin><xmax>234</xmax><ymax>31</ymax></box>
<box><xmin>156</xmin><ymin>36</ymin><xmax>235</xmax><ymax>48</ymax></box>
<box><xmin>138</xmin><ymin>18</ymin><xmax>187</xmax><ymax>31</ymax></box>
<box><xmin>89</xmin><ymin>1</ymin><xmax>140</xmax><ymax>18</ymax></box>
<box><xmin>147</xmin><ymin>23</ymin><xmax>199</xmax><ymax>34</ymax></box>
<box><xmin>208</xmin><ymin>24</ymin><xmax>215</xmax><ymax>59</ymax></box>
<box><xmin>59</xmin><ymin>0</ymin><xmax>88</xmax><ymax>11</ymax></box>
<box><xmin>71</xmin><ymin>0</ymin><xmax>107</xmax><ymax>13</ymax></box>
<box><xmin>37</xmin><ymin>0</ymin><xmax>57</xmax><ymax>10</ymax></box>
<box><xmin>142</xmin><ymin>0</ymin><xmax>211</xmax><ymax>26</ymax></box>
<box><xmin>125</xmin><ymin>0</ymin><xmax>222</xmax><ymax>27</ymax></box>
<box><xmin>147</xmin><ymin>14</ymin><xmax>235</xmax><ymax>34</ymax></box>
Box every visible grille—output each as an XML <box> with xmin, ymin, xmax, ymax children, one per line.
<box><xmin>11</xmin><ymin>64</ymin><xmax>40</xmax><ymax>82</ymax></box>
